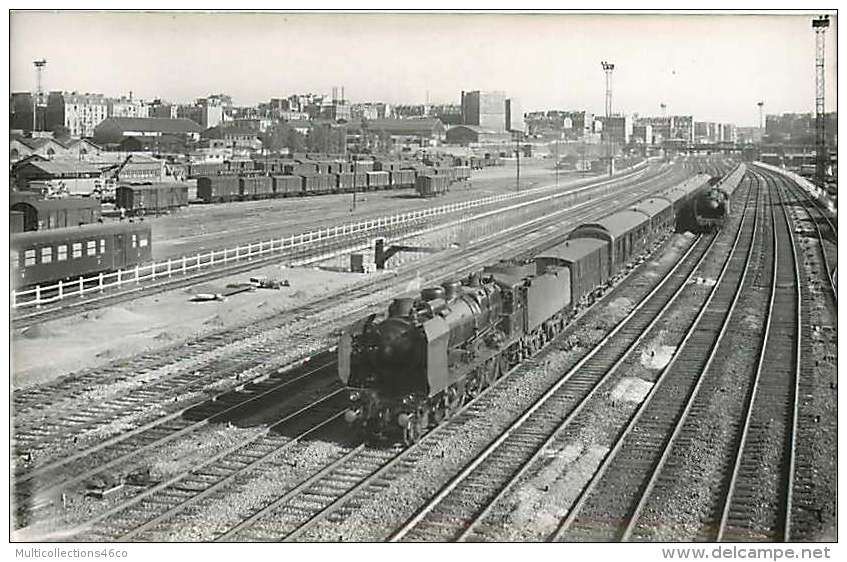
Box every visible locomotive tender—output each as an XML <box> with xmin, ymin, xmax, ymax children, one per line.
<box><xmin>339</xmin><ymin>173</ymin><xmax>716</xmax><ymax>444</ymax></box>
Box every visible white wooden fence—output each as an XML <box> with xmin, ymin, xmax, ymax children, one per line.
<box><xmin>12</xmin><ymin>161</ymin><xmax>649</xmax><ymax>309</ymax></box>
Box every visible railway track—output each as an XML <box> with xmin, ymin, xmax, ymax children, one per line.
<box><xmin>13</xmin><ymin>164</ymin><xmax>678</xmax><ymax>428</ymax></box>
<box><xmin>388</xmin><ymin>173</ymin><xmax>755</xmax><ymax>543</ymax></box>
<box><xmin>776</xmin><ymin>172</ymin><xmax>838</xmax><ymax>540</ymax></box>
<box><xmin>13</xmin><ymin>165</ymin><xmax>690</xmax><ymax>533</ymax></box>
<box><xmin>212</xmin><ymin>231</ymin><xmax>710</xmax><ymax>543</ymax></box>
<box><xmin>54</xmin><ymin>192</ymin><xmax>706</xmax><ymax>542</ymax></box>
<box><xmin>13</xmin><ymin>166</ymin><xmax>683</xmax><ymax>463</ymax></box>
<box><xmin>12</xmin><ymin>165</ymin><xmax>651</xmax><ymax>328</ymax></box>
<box><xmin>548</xmin><ymin>169</ymin><xmax>764</xmax><ymax>542</ymax></box>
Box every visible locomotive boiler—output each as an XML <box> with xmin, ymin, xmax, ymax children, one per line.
<box><xmin>339</xmin><ymin>274</ymin><xmax>508</xmax><ymax>444</ymax></box>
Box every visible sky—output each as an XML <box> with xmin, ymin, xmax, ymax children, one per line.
<box><xmin>9</xmin><ymin>11</ymin><xmax>838</xmax><ymax>126</ymax></box>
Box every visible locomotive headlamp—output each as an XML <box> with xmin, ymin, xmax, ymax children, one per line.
<box><xmin>397</xmin><ymin>413</ymin><xmax>412</xmax><ymax>428</ymax></box>
<box><xmin>344</xmin><ymin>408</ymin><xmax>362</xmax><ymax>423</ymax></box>
<box><xmin>349</xmin><ymin>390</ymin><xmax>361</xmax><ymax>402</ymax></box>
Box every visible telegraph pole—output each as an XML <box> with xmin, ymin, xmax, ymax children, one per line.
<box><xmin>812</xmin><ymin>15</ymin><xmax>830</xmax><ymax>188</ymax></box>
<box><xmin>555</xmin><ymin>136</ymin><xmax>559</xmax><ymax>187</ymax></box>
<box><xmin>602</xmin><ymin>61</ymin><xmax>615</xmax><ymax>176</ymax></box>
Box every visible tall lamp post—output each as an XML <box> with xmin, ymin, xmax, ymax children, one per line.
<box><xmin>601</xmin><ymin>61</ymin><xmax>615</xmax><ymax>177</ymax></box>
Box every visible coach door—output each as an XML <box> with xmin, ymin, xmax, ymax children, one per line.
<box><xmin>114</xmin><ymin>233</ymin><xmax>127</xmax><ymax>269</ymax></box>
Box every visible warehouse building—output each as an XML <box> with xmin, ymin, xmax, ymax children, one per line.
<box><xmin>93</xmin><ymin>117</ymin><xmax>203</xmax><ymax>146</ymax></box>
<box><xmin>445</xmin><ymin>125</ymin><xmax>512</xmax><ymax>146</ymax></box>
<box><xmin>13</xmin><ymin>159</ymin><xmax>103</xmax><ymax>195</ymax></box>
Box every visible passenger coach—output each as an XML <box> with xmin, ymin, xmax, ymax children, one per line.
<box><xmin>11</xmin><ymin>222</ymin><xmax>153</xmax><ymax>288</ymax></box>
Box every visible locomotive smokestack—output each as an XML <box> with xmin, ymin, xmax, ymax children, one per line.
<box><xmin>442</xmin><ymin>280</ymin><xmax>461</xmax><ymax>301</ymax></box>
<box><xmin>388</xmin><ymin>298</ymin><xmax>414</xmax><ymax>317</ymax></box>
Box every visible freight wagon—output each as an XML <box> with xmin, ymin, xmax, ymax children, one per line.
<box><xmin>197</xmin><ymin>176</ymin><xmax>241</xmax><ymax>203</ymax></box>
<box><xmin>116</xmin><ymin>184</ymin><xmax>189</xmax><ymax>216</ymax></box>
<box><xmin>300</xmin><ymin>172</ymin><xmax>334</xmax><ymax>195</ymax></box>
<box><xmin>366</xmin><ymin>171</ymin><xmax>390</xmax><ymax>190</ymax></box>
<box><xmin>272</xmin><ymin>175</ymin><xmax>303</xmax><ymax>197</ymax></box>
<box><xmin>188</xmin><ymin>162</ymin><xmax>226</xmax><ymax>178</ymax></box>
<box><xmin>10</xmin><ymin>211</ymin><xmax>25</xmax><ymax>234</ymax></box>
<box><xmin>389</xmin><ymin>169</ymin><xmax>417</xmax><ymax>189</ymax></box>
<box><xmin>416</xmin><ymin>174</ymin><xmax>451</xmax><ymax>198</ymax></box>
<box><xmin>10</xmin><ymin>198</ymin><xmax>102</xmax><ymax>232</ymax></box>
<box><xmin>239</xmin><ymin>176</ymin><xmax>274</xmax><ymax>199</ymax></box>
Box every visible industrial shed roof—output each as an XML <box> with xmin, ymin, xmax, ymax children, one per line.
<box><xmin>17</xmin><ymin>160</ymin><xmax>103</xmax><ymax>176</ymax></box>
<box><xmin>574</xmin><ymin>209</ymin><xmax>651</xmax><ymax>239</ymax></box>
<box><xmin>630</xmin><ymin>197</ymin><xmax>673</xmax><ymax>218</ymax></box>
<box><xmin>536</xmin><ymin>238</ymin><xmax>608</xmax><ymax>265</ymax></box>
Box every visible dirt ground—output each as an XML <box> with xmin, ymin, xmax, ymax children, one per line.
<box><xmin>11</xmin><ymin>264</ymin><xmax>386</xmax><ymax>390</ymax></box>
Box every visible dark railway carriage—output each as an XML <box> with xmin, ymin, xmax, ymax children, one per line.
<box><xmin>535</xmin><ymin>237</ymin><xmax>610</xmax><ymax>306</ymax></box>
<box><xmin>196</xmin><ymin>176</ymin><xmax>240</xmax><ymax>203</ymax></box>
<box><xmin>629</xmin><ymin>197</ymin><xmax>674</xmax><ymax>240</ymax></box>
<box><xmin>10</xmin><ymin>211</ymin><xmax>25</xmax><ymax>234</ymax></box>
<box><xmin>271</xmin><ymin>175</ymin><xmax>303</xmax><ymax>197</ymax></box>
<box><xmin>567</xmin><ymin>209</ymin><xmax>651</xmax><ymax>273</ymax></box>
<box><xmin>10</xmin><ymin>222</ymin><xmax>152</xmax><ymax>288</ymax></box>
<box><xmin>10</xmin><ymin>198</ymin><xmax>102</xmax><ymax>232</ymax></box>
<box><xmin>239</xmin><ymin>176</ymin><xmax>274</xmax><ymax>199</ymax></box>
<box><xmin>116</xmin><ymin>184</ymin><xmax>189</xmax><ymax>215</ymax></box>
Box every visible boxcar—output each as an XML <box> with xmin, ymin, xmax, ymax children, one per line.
<box><xmin>272</xmin><ymin>175</ymin><xmax>303</xmax><ymax>197</ymax></box>
<box><xmin>567</xmin><ymin>209</ymin><xmax>652</xmax><ymax>273</ymax></box>
<box><xmin>335</xmin><ymin>173</ymin><xmax>355</xmax><ymax>193</ymax></box>
<box><xmin>11</xmin><ymin>221</ymin><xmax>153</xmax><ymax>288</ymax></box>
<box><xmin>239</xmin><ymin>176</ymin><xmax>274</xmax><ymax>200</ymax></box>
<box><xmin>415</xmin><ymin>175</ymin><xmax>450</xmax><ymax>198</ymax></box>
<box><xmin>389</xmin><ymin>169</ymin><xmax>416</xmax><ymax>189</ymax></box>
<box><xmin>197</xmin><ymin>176</ymin><xmax>240</xmax><ymax>203</ymax></box>
<box><xmin>10</xmin><ymin>198</ymin><xmax>102</xmax><ymax>232</ymax></box>
<box><xmin>116</xmin><ymin>184</ymin><xmax>189</xmax><ymax>215</ymax></box>
<box><xmin>10</xmin><ymin>211</ymin><xmax>25</xmax><ymax>234</ymax></box>
<box><xmin>299</xmin><ymin>173</ymin><xmax>334</xmax><ymax>195</ymax></box>
<box><xmin>366</xmin><ymin>171</ymin><xmax>390</xmax><ymax>190</ymax></box>
<box><xmin>535</xmin><ymin>238</ymin><xmax>611</xmax><ymax>306</ymax></box>
<box><xmin>188</xmin><ymin>161</ymin><xmax>225</xmax><ymax>178</ymax></box>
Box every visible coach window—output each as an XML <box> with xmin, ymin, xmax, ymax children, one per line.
<box><xmin>57</xmin><ymin>244</ymin><xmax>68</xmax><ymax>261</ymax></box>
<box><xmin>41</xmin><ymin>247</ymin><xmax>53</xmax><ymax>264</ymax></box>
<box><xmin>72</xmin><ymin>242</ymin><xmax>83</xmax><ymax>259</ymax></box>
<box><xmin>24</xmin><ymin>249</ymin><xmax>36</xmax><ymax>266</ymax></box>
<box><xmin>86</xmin><ymin>240</ymin><xmax>96</xmax><ymax>256</ymax></box>
<box><xmin>100</xmin><ymin>239</ymin><xmax>106</xmax><ymax>254</ymax></box>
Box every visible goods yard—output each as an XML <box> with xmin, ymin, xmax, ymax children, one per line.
<box><xmin>9</xmin><ymin>153</ymin><xmax>837</xmax><ymax>545</ymax></box>
<box><xmin>7</xmin><ymin>10</ymin><xmax>839</xmax><ymax>550</ymax></box>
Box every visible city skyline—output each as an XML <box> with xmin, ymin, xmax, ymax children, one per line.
<box><xmin>10</xmin><ymin>11</ymin><xmax>838</xmax><ymax>126</ymax></box>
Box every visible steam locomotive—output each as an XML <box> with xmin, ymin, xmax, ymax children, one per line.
<box><xmin>339</xmin><ymin>172</ymin><xmax>721</xmax><ymax>444</ymax></box>
<box><xmin>693</xmin><ymin>164</ymin><xmax>747</xmax><ymax>230</ymax></box>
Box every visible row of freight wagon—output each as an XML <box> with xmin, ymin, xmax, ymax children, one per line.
<box><xmin>183</xmin><ymin>154</ymin><xmax>497</xmax><ymax>179</ymax></box>
<box><xmin>196</xmin><ymin>165</ymin><xmax>471</xmax><ymax>203</ymax></box>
